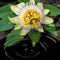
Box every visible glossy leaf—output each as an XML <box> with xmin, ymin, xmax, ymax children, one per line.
<box><xmin>0</xmin><ymin>4</ymin><xmax>15</xmax><ymax>18</ymax></box>
<box><xmin>44</xmin><ymin>4</ymin><xmax>60</xmax><ymax>16</ymax></box>
<box><xmin>4</xmin><ymin>29</ymin><xmax>24</xmax><ymax>49</ymax></box>
<box><xmin>17</xmin><ymin>0</ymin><xmax>29</xmax><ymax>3</ymax></box>
<box><xmin>35</xmin><ymin>0</ymin><xmax>41</xmax><ymax>4</ymax></box>
<box><xmin>28</xmin><ymin>30</ymin><xmax>41</xmax><ymax>47</ymax></box>
<box><xmin>0</xmin><ymin>18</ymin><xmax>15</xmax><ymax>32</ymax></box>
<box><xmin>44</xmin><ymin>24</ymin><xmax>57</xmax><ymax>36</ymax></box>
<box><xmin>0</xmin><ymin>4</ymin><xmax>16</xmax><ymax>32</ymax></box>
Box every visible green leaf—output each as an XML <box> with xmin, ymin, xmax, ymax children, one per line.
<box><xmin>44</xmin><ymin>24</ymin><xmax>57</xmax><ymax>36</ymax></box>
<box><xmin>28</xmin><ymin>30</ymin><xmax>41</xmax><ymax>47</ymax></box>
<box><xmin>0</xmin><ymin>18</ymin><xmax>15</xmax><ymax>32</ymax></box>
<box><xmin>17</xmin><ymin>0</ymin><xmax>29</xmax><ymax>3</ymax></box>
<box><xmin>0</xmin><ymin>4</ymin><xmax>16</xmax><ymax>32</ymax></box>
<box><xmin>0</xmin><ymin>4</ymin><xmax>15</xmax><ymax>18</ymax></box>
<box><xmin>4</xmin><ymin>29</ymin><xmax>24</xmax><ymax>49</ymax></box>
<box><xmin>17</xmin><ymin>0</ymin><xmax>41</xmax><ymax>3</ymax></box>
<box><xmin>35</xmin><ymin>0</ymin><xmax>41</xmax><ymax>4</ymax></box>
<box><xmin>44</xmin><ymin>4</ymin><xmax>60</xmax><ymax>16</ymax></box>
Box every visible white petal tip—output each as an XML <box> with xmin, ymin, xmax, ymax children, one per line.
<box><xmin>37</xmin><ymin>27</ymin><xmax>44</xmax><ymax>32</ymax></box>
<box><xmin>20</xmin><ymin>28</ymin><xmax>30</xmax><ymax>36</ymax></box>
<box><xmin>44</xmin><ymin>9</ymin><xmax>50</xmax><ymax>15</ymax></box>
<box><xmin>44</xmin><ymin>17</ymin><xmax>54</xmax><ymax>24</ymax></box>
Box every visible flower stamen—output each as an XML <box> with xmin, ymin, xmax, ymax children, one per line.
<box><xmin>32</xmin><ymin>20</ymin><xmax>38</xmax><ymax>28</ymax></box>
<box><xmin>24</xmin><ymin>9</ymin><xmax>41</xmax><ymax>28</ymax></box>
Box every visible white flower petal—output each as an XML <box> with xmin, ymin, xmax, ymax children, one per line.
<box><xmin>20</xmin><ymin>4</ymin><xmax>43</xmax><ymax>18</ymax></box>
<box><xmin>14</xmin><ymin>24</ymin><xmax>22</xmax><ymax>30</ymax></box>
<box><xmin>8</xmin><ymin>16</ymin><xmax>21</xmax><ymax>24</ymax></box>
<box><xmin>29</xmin><ymin>0</ymin><xmax>35</xmax><ymax>5</ymax></box>
<box><xmin>37</xmin><ymin>2</ymin><xmax>44</xmax><ymax>21</ymax></box>
<box><xmin>37</xmin><ymin>25</ymin><xmax>44</xmax><ymax>32</ymax></box>
<box><xmin>23</xmin><ymin>24</ymin><xmax>33</xmax><ymax>30</ymax></box>
<box><xmin>21</xmin><ymin>28</ymin><xmax>30</xmax><ymax>35</ymax></box>
<box><xmin>10</xmin><ymin>3</ymin><xmax>26</xmax><ymax>15</ymax></box>
<box><xmin>17</xmin><ymin>16</ymin><xmax>32</xmax><ymax>29</ymax></box>
<box><xmin>42</xmin><ymin>16</ymin><xmax>54</xmax><ymax>24</ymax></box>
<box><xmin>37</xmin><ymin>2</ymin><xmax>43</xmax><ymax>8</ymax></box>
<box><xmin>44</xmin><ymin>9</ymin><xmax>50</xmax><ymax>15</ymax></box>
<box><xmin>17</xmin><ymin>2</ymin><xmax>26</xmax><ymax>8</ymax></box>
<box><xmin>10</xmin><ymin>5</ymin><xmax>19</xmax><ymax>15</ymax></box>
<box><xmin>17</xmin><ymin>3</ymin><xmax>26</xmax><ymax>15</ymax></box>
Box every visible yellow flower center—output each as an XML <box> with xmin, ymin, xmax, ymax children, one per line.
<box><xmin>23</xmin><ymin>9</ymin><xmax>41</xmax><ymax>28</ymax></box>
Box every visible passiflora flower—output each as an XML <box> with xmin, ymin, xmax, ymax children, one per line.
<box><xmin>9</xmin><ymin>0</ymin><xmax>54</xmax><ymax>36</ymax></box>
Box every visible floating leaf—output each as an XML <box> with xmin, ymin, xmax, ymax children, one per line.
<box><xmin>44</xmin><ymin>4</ymin><xmax>60</xmax><ymax>16</ymax></box>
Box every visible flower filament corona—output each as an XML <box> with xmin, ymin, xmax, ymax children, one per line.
<box><xmin>9</xmin><ymin>0</ymin><xmax>54</xmax><ymax>35</ymax></box>
<box><xmin>24</xmin><ymin>10</ymin><xmax>41</xmax><ymax>28</ymax></box>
